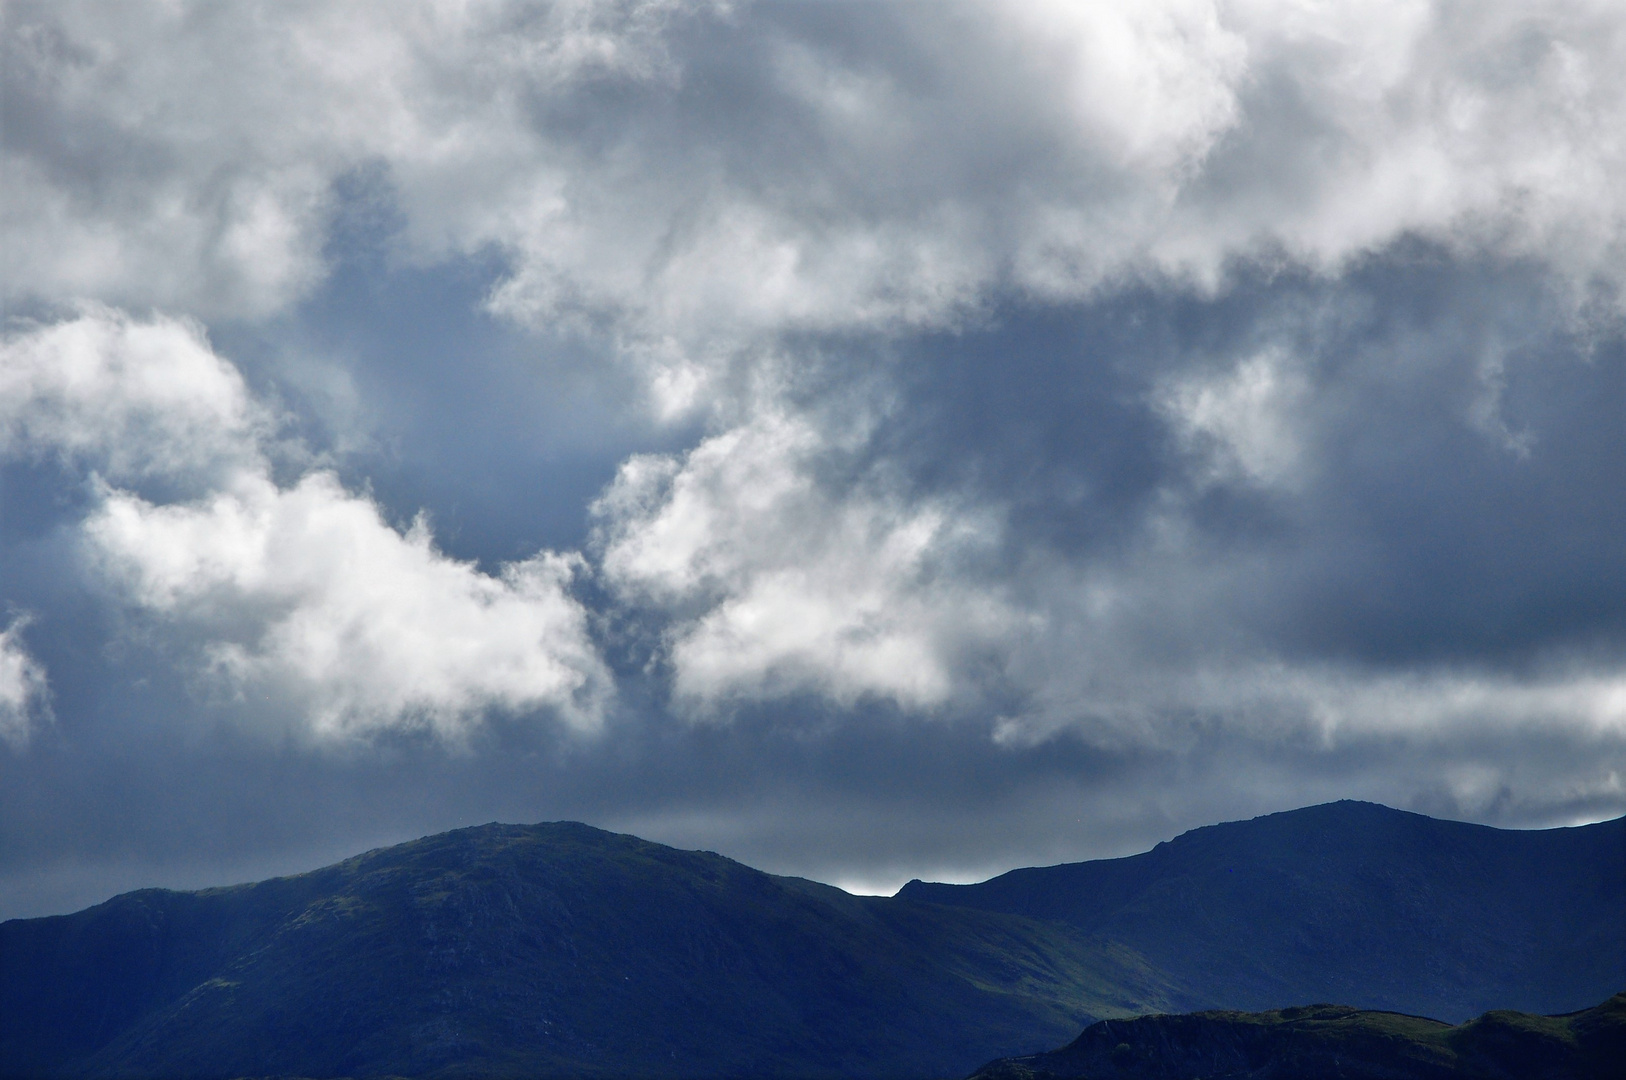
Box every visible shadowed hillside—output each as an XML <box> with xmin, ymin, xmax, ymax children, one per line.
<box><xmin>3</xmin><ymin>802</ymin><xmax>1620</xmax><ymax>1078</ymax></box>
<box><xmin>0</xmin><ymin>822</ymin><xmax>1181</xmax><ymax>1080</ymax></box>
<box><xmin>968</xmin><ymin>991</ymin><xmax>1626</xmax><ymax>1080</ymax></box>
<box><xmin>901</xmin><ymin>801</ymin><xmax>1626</xmax><ymax>1021</ymax></box>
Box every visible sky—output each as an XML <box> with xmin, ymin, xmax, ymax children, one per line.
<box><xmin>3</xmin><ymin>0</ymin><xmax>1626</xmax><ymax>920</ymax></box>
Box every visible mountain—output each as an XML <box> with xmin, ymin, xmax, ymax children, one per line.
<box><xmin>900</xmin><ymin>800</ymin><xmax>1626</xmax><ymax>1022</ymax></box>
<box><xmin>968</xmin><ymin>991</ymin><xmax>1626</xmax><ymax>1080</ymax></box>
<box><xmin>2</xmin><ymin>802</ymin><xmax>1620</xmax><ymax>1079</ymax></box>
<box><xmin>0</xmin><ymin>821</ymin><xmax>1182</xmax><ymax>1080</ymax></box>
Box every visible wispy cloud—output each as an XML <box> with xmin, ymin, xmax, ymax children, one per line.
<box><xmin>0</xmin><ymin>617</ymin><xmax>49</xmax><ymax>748</ymax></box>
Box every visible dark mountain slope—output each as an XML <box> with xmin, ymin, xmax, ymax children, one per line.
<box><xmin>0</xmin><ymin>822</ymin><xmax>1183</xmax><ymax>1080</ymax></box>
<box><xmin>968</xmin><ymin>991</ymin><xmax>1626</xmax><ymax>1080</ymax></box>
<box><xmin>900</xmin><ymin>801</ymin><xmax>1626</xmax><ymax>1021</ymax></box>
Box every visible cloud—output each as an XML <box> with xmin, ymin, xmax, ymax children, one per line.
<box><xmin>7</xmin><ymin>2</ymin><xmax>1625</xmax><ymax>364</ymax></box>
<box><xmin>0</xmin><ymin>617</ymin><xmax>50</xmax><ymax>748</ymax></box>
<box><xmin>10</xmin><ymin>4</ymin><xmax>1623</xmax><ymax>745</ymax></box>
<box><xmin>999</xmin><ymin>649</ymin><xmax>1626</xmax><ymax>754</ymax></box>
<box><xmin>4</xmin><ymin>1</ymin><xmax>1626</xmax><ymax>917</ymax></box>
<box><xmin>1156</xmin><ymin>347</ymin><xmax>1309</xmax><ymax>490</ymax></box>
<box><xmin>2</xmin><ymin>307</ymin><xmax>609</xmax><ymax>742</ymax></box>
<box><xmin>586</xmin><ymin>258</ymin><xmax>1626</xmax><ymax>778</ymax></box>
<box><xmin>594</xmin><ymin>407</ymin><xmax>1014</xmax><ymax>711</ymax></box>
<box><xmin>87</xmin><ymin>471</ymin><xmax>609</xmax><ymax>741</ymax></box>
<box><xmin>0</xmin><ymin>0</ymin><xmax>723</xmax><ymax>321</ymax></box>
<box><xmin>0</xmin><ymin>305</ymin><xmax>264</xmax><ymax>485</ymax></box>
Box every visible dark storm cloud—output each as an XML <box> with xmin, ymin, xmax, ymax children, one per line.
<box><xmin>866</xmin><ymin>251</ymin><xmax>1626</xmax><ymax>672</ymax></box>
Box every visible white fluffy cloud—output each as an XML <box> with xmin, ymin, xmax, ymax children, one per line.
<box><xmin>595</xmin><ymin>409</ymin><xmax>1013</xmax><ymax>710</ymax></box>
<box><xmin>0</xmin><ymin>618</ymin><xmax>50</xmax><ymax>748</ymax></box>
<box><xmin>7</xmin><ymin>1</ymin><xmax>1625</xmax><ymax>359</ymax></box>
<box><xmin>1</xmin><ymin>308</ymin><xmax>608</xmax><ymax>741</ymax></box>
<box><xmin>1</xmin><ymin>0</ymin><xmax>724</xmax><ymax>320</ymax></box>
<box><xmin>0</xmin><ymin>305</ymin><xmax>263</xmax><ymax>484</ymax></box>
<box><xmin>87</xmin><ymin>470</ymin><xmax>608</xmax><ymax>740</ymax></box>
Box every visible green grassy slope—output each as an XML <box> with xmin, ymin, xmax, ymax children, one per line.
<box><xmin>968</xmin><ymin>991</ymin><xmax>1626</xmax><ymax>1080</ymax></box>
<box><xmin>900</xmin><ymin>801</ymin><xmax>1626</xmax><ymax>1021</ymax></box>
<box><xmin>0</xmin><ymin>822</ymin><xmax>1186</xmax><ymax>1080</ymax></box>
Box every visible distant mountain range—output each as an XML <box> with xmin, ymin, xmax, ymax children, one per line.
<box><xmin>1</xmin><ymin>801</ymin><xmax>1620</xmax><ymax>1079</ymax></box>
<box><xmin>971</xmin><ymin>992</ymin><xmax>1626</xmax><ymax>1080</ymax></box>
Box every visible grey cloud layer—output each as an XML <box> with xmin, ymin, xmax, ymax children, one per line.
<box><xmin>3</xmin><ymin>0</ymin><xmax>1625</xmax><ymax>916</ymax></box>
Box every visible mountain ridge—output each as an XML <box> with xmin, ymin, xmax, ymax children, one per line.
<box><xmin>2</xmin><ymin>801</ymin><xmax>1621</xmax><ymax>1078</ymax></box>
<box><xmin>0</xmin><ymin>820</ymin><xmax>1182</xmax><ymax>1080</ymax></box>
<box><xmin>899</xmin><ymin>799</ymin><xmax>1626</xmax><ymax>1022</ymax></box>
